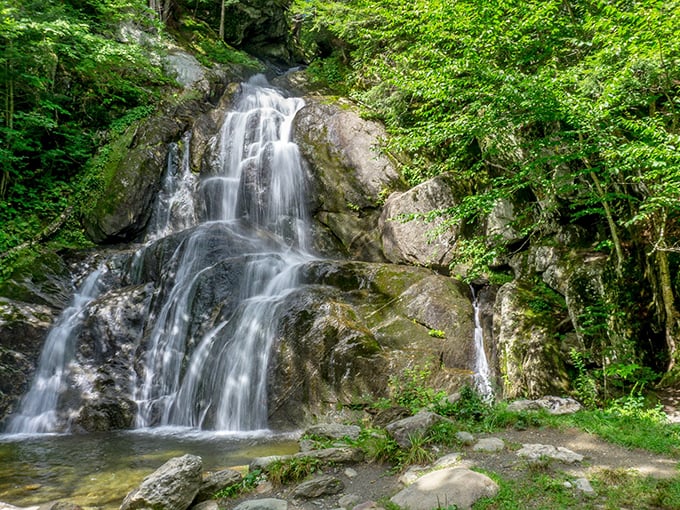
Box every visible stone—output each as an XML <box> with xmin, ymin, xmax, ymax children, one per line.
<box><xmin>385</xmin><ymin>412</ymin><xmax>449</xmax><ymax>448</ymax></box>
<box><xmin>232</xmin><ymin>499</ymin><xmax>288</xmax><ymax>510</ymax></box>
<box><xmin>305</xmin><ymin>423</ymin><xmax>361</xmax><ymax>441</ymax></box>
<box><xmin>574</xmin><ymin>477</ymin><xmax>596</xmax><ymax>497</ymax></box>
<box><xmin>506</xmin><ymin>399</ymin><xmax>543</xmax><ymax>412</ymax></box>
<box><xmin>432</xmin><ymin>453</ymin><xmax>463</xmax><ymax>469</ymax></box>
<box><xmin>0</xmin><ymin>504</ymin><xmax>39</xmax><ymax>510</ymax></box>
<box><xmin>292</xmin><ymin>475</ymin><xmax>344</xmax><ymax>499</ymax></box>
<box><xmin>380</xmin><ymin>173</ymin><xmax>460</xmax><ymax>272</ymax></box>
<box><xmin>337</xmin><ymin>494</ymin><xmax>360</xmax><ymax>509</ymax></box>
<box><xmin>516</xmin><ymin>444</ymin><xmax>584</xmax><ymax>464</ymax></box>
<box><xmin>455</xmin><ymin>431</ymin><xmax>475</xmax><ymax>446</ymax></box>
<box><xmin>189</xmin><ymin>502</ymin><xmax>218</xmax><ymax>510</ymax></box>
<box><xmin>473</xmin><ymin>438</ymin><xmax>505</xmax><ymax>452</ymax></box>
<box><xmin>486</xmin><ymin>197</ymin><xmax>524</xmax><ymax>245</ymax></box>
<box><xmin>38</xmin><ymin>504</ymin><xmax>82</xmax><ymax>510</ymax></box>
<box><xmin>120</xmin><ymin>454</ymin><xmax>203</xmax><ymax>510</ymax></box>
<box><xmin>249</xmin><ymin>455</ymin><xmax>292</xmax><ymax>472</ymax></box>
<box><xmin>390</xmin><ymin>467</ymin><xmax>499</xmax><ymax>510</ymax></box>
<box><xmin>295</xmin><ymin>447</ymin><xmax>364</xmax><ymax>464</ymax></box>
<box><xmin>535</xmin><ymin>396</ymin><xmax>583</xmax><ymax>415</ymax></box>
<box><xmin>194</xmin><ymin>469</ymin><xmax>242</xmax><ymax>503</ymax></box>
<box><xmin>344</xmin><ymin>468</ymin><xmax>358</xmax><ymax>478</ymax></box>
<box><xmin>399</xmin><ymin>466</ymin><xmax>428</xmax><ymax>486</ymax></box>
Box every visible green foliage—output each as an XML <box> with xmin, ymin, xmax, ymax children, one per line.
<box><xmin>294</xmin><ymin>0</ymin><xmax>680</xmax><ymax>376</ymax></box>
<box><xmin>214</xmin><ymin>469</ymin><xmax>263</xmax><ymax>499</ymax></box>
<box><xmin>427</xmin><ymin>329</ymin><xmax>445</xmax><ymax>339</ymax></box>
<box><xmin>434</xmin><ymin>385</ymin><xmax>492</xmax><ymax>423</ymax></box>
<box><xmin>569</xmin><ymin>348</ymin><xmax>599</xmax><ymax>409</ymax></box>
<box><xmin>387</xmin><ymin>365</ymin><xmax>447</xmax><ymax>414</ymax></box>
<box><xmin>266</xmin><ymin>456</ymin><xmax>321</xmax><ymax>486</ymax></box>
<box><xmin>354</xmin><ymin>428</ymin><xmax>401</xmax><ymax>464</ymax></box>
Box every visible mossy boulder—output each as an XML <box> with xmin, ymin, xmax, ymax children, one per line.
<box><xmin>293</xmin><ymin>97</ymin><xmax>405</xmax><ymax>261</ymax></box>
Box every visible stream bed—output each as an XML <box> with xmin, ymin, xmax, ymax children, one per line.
<box><xmin>0</xmin><ymin>430</ymin><xmax>298</xmax><ymax>509</ymax></box>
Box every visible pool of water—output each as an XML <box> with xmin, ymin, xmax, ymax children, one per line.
<box><xmin>0</xmin><ymin>429</ymin><xmax>299</xmax><ymax>509</ymax></box>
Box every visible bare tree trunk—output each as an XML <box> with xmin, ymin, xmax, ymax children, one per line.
<box><xmin>219</xmin><ymin>0</ymin><xmax>226</xmax><ymax>40</ymax></box>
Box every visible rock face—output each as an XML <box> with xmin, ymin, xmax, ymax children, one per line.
<box><xmin>120</xmin><ymin>454</ymin><xmax>203</xmax><ymax>510</ymax></box>
<box><xmin>494</xmin><ymin>281</ymin><xmax>570</xmax><ymax>398</ymax></box>
<box><xmin>220</xmin><ymin>0</ymin><xmax>292</xmax><ymax>62</ymax></box>
<box><xmin>294</xmin><ymin>97</ymin><xmax>404</xmax><ymax>261</ymax></box>
<box><xmin>380</xmin><ymin>173</ymin><xmax>460</xmax><ymax>271</ymax></box>
<box><xmin>390</xmin><ymin>467</ymin><xmax>499</xmax><ymax>510</ymax></box>
<box><xmin>385</xmin><ymin>412</ymin><xmax>449</xmax><ymax>448</ymax></box>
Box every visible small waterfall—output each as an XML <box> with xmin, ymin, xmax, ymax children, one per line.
<box><xmin>6</xmin><ymin>270</ymin><xmax>106</xmax><ymax>433</ymax></box>
<box><xmin>471</xmin><ymin>286</ymin><xmax>494</xmax><ymax>399</ymax></box>
<box><xmin>133</xmin><ymin>76</ymin><xmax>312</xmax><ymax>430</ymax></box>
<box><xmin>146</xmin><ymin>131</ymin><xmax>198</xmax><ymax>241</ymax></box>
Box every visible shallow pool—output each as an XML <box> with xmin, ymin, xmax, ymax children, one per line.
<box><xmin>0</xmin><ymin>428</ymin><xmax>299</xmax><ymax>509</ymax></box>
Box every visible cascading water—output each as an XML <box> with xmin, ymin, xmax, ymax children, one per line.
<box><xmin>7</xmin><ymin>75</ymin><xmax>313</xmax><ymax>434</ymax></box>
<box><xmin>6</xmin><ymin>269</ymin><xmax>106</xmax><ymax>433</ymax></box>
<box><xmin>133</xmin><ymin>75</ymin><xmax>312</xmax><ymax>431</ymax></box>
<box><xmin>471</xmin><ymin>286</ymin><xmax>494</xmax><ymax>400</ymax></box>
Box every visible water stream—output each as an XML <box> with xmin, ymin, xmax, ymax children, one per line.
<box><xmin>1</xmin><ymin>76</ymin><xmax>312</xmax><ymax>506</ymax></box>
<box><xmin>471</xmin><ymin>286</ymin><xmax>494</xmax><ymax>399</ymax></box>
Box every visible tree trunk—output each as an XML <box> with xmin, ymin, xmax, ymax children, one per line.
<box><xmin>219</xmin><ymin>0</ymin><xmax>226</xmax><ymax>40</ymax></box>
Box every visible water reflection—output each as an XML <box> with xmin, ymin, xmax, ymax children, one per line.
<box><xmin>0</xmin><ymin>431</ymin><xmax>298</xmax><ymax>509</ymax></box>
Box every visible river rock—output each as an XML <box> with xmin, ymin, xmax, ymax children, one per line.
<box><xmin>385</xmin><ymin>412</ymin><xmax>449</xmax><ymax>448</ymax></box>
<box><xmin>390</xmin><ymin>467</ymin><xmax>499</xmax><ymax>510</ymax></box>
<box><xmin>292</xmin><ymin>475</ymin><xmax>344</xmax><ymax>499</ymax></box>
<box><xmin>232</xmin><ymin>499</ymin><xmax>287</xmax><ymax>510</ymax></box>
<box><xmin>194</xmin><ymin>469</ymin><xmax>243</xmax><ymax>503</ymax></box>
<box><xmin>473</xmin><ymin>438</ymin><xmax>505</xmax><ymax>452</ymax></box>
<box><xmin>516</xmin><ymin>444</ymin><xmax>584</xmax><ymax>464</ymax></box>
<box><xmin>120</xmin><ymin>454</ymin><xmax>203</xmax><ymax>510</ymax></box>
<box><xmin>304</xmin><ymin>423</ymin><xmax>361</xmax><ymax>440</ymax></box>
<box><xmin>380</xmin><ymin>173</ymin><xmax>460</xmax><ymax>272</ymax></box>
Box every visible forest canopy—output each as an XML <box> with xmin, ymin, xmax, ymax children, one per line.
<box><xmin>292</xmin><ymin>0</ymin><xmax>680</xmax><ymax>380</ymax></box>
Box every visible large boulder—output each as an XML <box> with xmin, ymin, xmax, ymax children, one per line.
<box><xmin>268</xmin><ymin>260</ymin><xmax>474</xmax><ymax>427</ymax></box>
<box><xmin>293</xmin><ymin>97</ymin><xmax>405</xmax><ymax>261</ymax></box>
<box><xmin>493</xmin><ymin>281</ymin><xmax>570</xmax><ymax>398</ymax></box>
<box><xmin>390</xmin><ymin>467</ymin><xmax>499</xmax><ymax>510</ymax></box>
<box><xmin>0</xmin><ymin>299</ymin><xmax>56</xmax><ymax>422</ymax></box>
<box><xmin>380</xmin><ymin>173</ymin><xmax>460</xmax><ymax>272</ymax></box>
<box><xmin>120</xmin><ymin>454</ymin><xmax>203</xmax><ymax>510</ymax></box>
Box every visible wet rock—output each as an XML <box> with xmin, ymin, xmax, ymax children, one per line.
<box><xmin>390</xmin><ymin>467</ymin><xmax>499</xmax><ymax>510</ymax></box>
<box><xmin>473</xmin><ymin>438</ymin><xmax>505</xmax><ymax>452</ymax></box>
<box><xmin>194</xmin><ymin>469</ymin><xmax>243</xmax><ymax>503</ymax></box>
<box><xmin>516</xmin><ymin>444</ymin><xmax>584</xmax><ymax>464</ymax></box>
<box><xmin>292</xmin><ymin>475</ymin><xmax>344</xmax><ymax>499</ymax></box>
<box><xmin>386</xmin><ymin>412</ymin><xmax>450</xmax><ymax>448</ymax></box>
<box><xmin>304</xmin><ymin>423</ymin><xmax>361</xmax><ymax>441</ymax></box>
<box><xmin>120</xmin><ymin>454</ymin><xmax>203</xmax><ymax>510</ymax></box>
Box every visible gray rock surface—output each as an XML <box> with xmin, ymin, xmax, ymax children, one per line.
<box><xmin>296</xmin><ymin>447</ymin><xmax>364</xmax><ymax>464</ymax></box>
<box><xmin>304</xmin><ymin>423</ymin><xmax>361</xmax><ymax>440</ymax></box>
<box><xmin>386</xmin><ymin>412</ymin><xmax>448</xmax><ymax>448</ymax></box>
<box><xmin>292</xmin><ymin>476</ymin><xmax>344</xmax><ymax>499</ymax></box>
<box><xmin>194</xmin><ymin>469</ymin><xmax>243</xmax><ymax>503</ymax></box>
<box><xmin>232</xmin><ymin>499</ymin><xmax>288</xmax><ymax>510</ymax></box>
<box><xmin>120</xmin><ymin>454</ymin><xmax>203</xmax><ymax>510</ymax></box>
<box><xmin>390</xmin><ymin>467</ymin><xmax>499</xmax><ymax>510</ymax></box>
<box><xmin>380</xmin><ymin>173</ymin><xmax>460</xmax><ymax>271</ymax></box>
<box><xmin>473</xmin><ymin>438</ymin><xmax>505</xmax><ymax>453</ymax></box>
<box><xmin>455</xmin><ymin>431</ymin><xmax>475</xmax><ymax>446</ymax></box>
<box><xmin>516</xmin><ymin>443</ymin><xmax>584</xmax><ymax>463</ymax></box>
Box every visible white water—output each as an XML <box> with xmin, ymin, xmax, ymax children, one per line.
<box><xmin>6</xmin><ymin>270</ymin><xmax>106</xmax><ymax>433</ymax></box>
<box><xmin>134</xmin><ymin>76</ymin><xmax>313</xmax><ymax>430</ymax></box>
<box><xmin>471</xmin><ymin>286</ymin><xmax>494</xmax><ymax>400</ymax></box>
<box><xmin>8</xmin><ymin>75</ymin><xmax>314</xmax><ymax>434</ymax></box>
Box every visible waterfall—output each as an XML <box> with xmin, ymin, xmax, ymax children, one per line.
<box><xmin>7</xmin><ymin>75</ymin><xmax>313</xmax><ymax>434</ymax></box>
<box><xmin>133</xmin><ymin>75</ymin><xmax>312</xmax><ymax>430</ymax></box>
<box><xmin>6</xmin><ymin>269</ymin><xmax>106</xmax><ymax>433</ymax></box>
<box><xmin>471</xmin><ymin>286</ymin><xmax>494</xmax><ymax>400</ymax></box>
